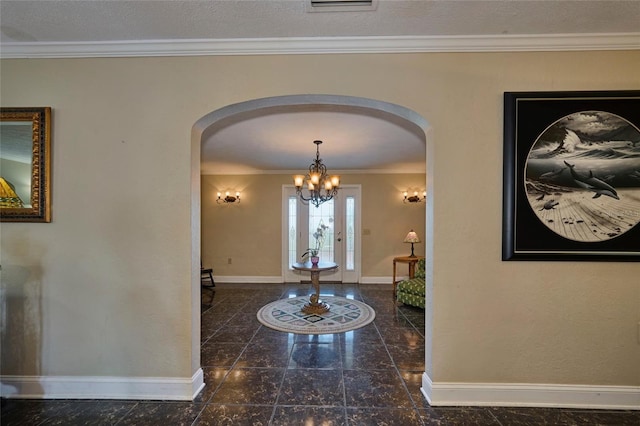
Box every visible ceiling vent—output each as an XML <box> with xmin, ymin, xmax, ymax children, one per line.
<box><xmin>308</xmin><ymin>0</ymin><xmax>377</xmax><ymax>13</ymax></box>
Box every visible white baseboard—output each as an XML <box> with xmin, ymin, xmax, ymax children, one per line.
<box><xmin>214</xmin><ymin>276</ymin><xmax>283</xmax><ymax>283</ymax></box>
<box><xmin>359</xmin><ymin>277</ymin><xmax>394</xmax><ymax>284</ymax></box>
<box><xmin>215</xmin><ymin>276</ymin><xmax>394</xmax><ymax>284</ymax></box>
<box><xmin>421</xmin><ymin>373</ymin><xmax>640</xmax><ymax>410</ymax></box>
<box><xmin>0</xmin><ymin>369</ymin><xmax>204</xmax><ymax>401</ymax></box>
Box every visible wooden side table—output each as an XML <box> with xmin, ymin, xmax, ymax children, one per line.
<box><xmin>392</xmin><ymin>256</ymin><xmax>424</xmax><ymax>296</ymax></box>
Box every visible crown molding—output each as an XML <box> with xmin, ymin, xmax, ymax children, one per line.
<box><xmin>1</xmin><ymin>33</ymin><xmax>639</xmax><ymax>59</ymax></box>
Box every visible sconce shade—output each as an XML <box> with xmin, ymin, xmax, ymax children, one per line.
<box><xmin>217</xmin><ymin>191</ymin><xmax>240</xmax><ymax>204</ymax></box>
<box><xmin>403</xmin><ymin>190</ymin><xmax>426</xmax><ymax>203</ymax></box>
<box><xmin>0</xmin><ymin>177</ymin><xmax>24</xmax><ymax>208</ymax></box>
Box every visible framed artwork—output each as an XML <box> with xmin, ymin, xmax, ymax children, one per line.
<box><xmin>503</xmin><ymin>91</ymin><xmax>640</xmax><ymax>261</ymax></box>
<box><xmin>1</xmin><ymin>107</ymin><xmax>52</xmax><ymax>222</ymax></box>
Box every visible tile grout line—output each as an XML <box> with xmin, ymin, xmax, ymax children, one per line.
<box><xmin>372</xmin><ymin>308</ymin><xmax>426</xmax><ymax>422</ymax></box>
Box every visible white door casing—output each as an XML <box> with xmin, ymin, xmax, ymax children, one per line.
<box><xmin>282</xmin><ymin>185</ymin><xmax>361</xmax><ymax>283</ymax></box>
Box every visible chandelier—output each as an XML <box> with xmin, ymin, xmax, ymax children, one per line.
<box><xmin>293</xmin><ymin>140</ymin><xmax>340</xmax><ymax>208</ymax></box>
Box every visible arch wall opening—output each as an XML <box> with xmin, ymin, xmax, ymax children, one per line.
<box><xmin>190</xmin><ymin>94</ymin><xmax>433</xmax><ymax>386</ymax></box>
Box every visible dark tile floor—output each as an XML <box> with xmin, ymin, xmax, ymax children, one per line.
<box><xmin>2</xmin><ymin>283</ymin><xmax>639</xmax><ymax>425</ymax></box>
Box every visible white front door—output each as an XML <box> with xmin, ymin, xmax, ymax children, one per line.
<box><xmin>282</xmin><ymin>185</ymin><xmax>361</xmax><ymax>283</ymax></box>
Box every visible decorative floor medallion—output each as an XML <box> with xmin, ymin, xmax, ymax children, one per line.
<box><xmin>256</xmin><ymin>296</ymin><xmax>376</xmax><ymax>334</ymax></box>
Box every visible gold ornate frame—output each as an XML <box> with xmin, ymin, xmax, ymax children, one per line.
<box><xmin>1</xmin><ymin>107</ymin><xmax>52</xmax><ymax>222</ymax></box>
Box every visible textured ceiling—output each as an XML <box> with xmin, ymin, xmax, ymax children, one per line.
<box><xmin>2</xmin><ymin>1</ymin><xmax>639</xmax><ymax>43</ymax></box>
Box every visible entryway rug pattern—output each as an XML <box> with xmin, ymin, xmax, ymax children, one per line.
<box><xmin>256</xmin><ymin>296</ymin><xmax>376</xmax><ymax>334</ymax></box>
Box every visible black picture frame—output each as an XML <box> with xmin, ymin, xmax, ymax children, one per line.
<box><xmin>503</xmin><ymin>91</ymin><xmax>640</xmax><ymax>261</ymax></box>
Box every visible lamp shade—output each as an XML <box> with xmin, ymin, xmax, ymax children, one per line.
<box><xmin>403</xmin><ymin>230</ymin><xmax>420</xmax><ymax>244</ymax></box>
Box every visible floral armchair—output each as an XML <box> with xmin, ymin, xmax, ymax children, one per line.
<box><xmin>396</xmin><ymin>258</ymin><xmax>425</xmax><ymax>309</ymax></box>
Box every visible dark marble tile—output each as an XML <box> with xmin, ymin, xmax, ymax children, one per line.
<box><xmin>562</xmin><ymin>409</ymin><xmax>640</xmax><ymax>425</ymax></box>
<box><xmin>210</xmin><ymin>367</ymin><xmax>285</xmax><ymax>405</ymax></box>
<box><xmin>211</xmin><ymin>323</ymin><xmax>260</xmax><ymax>343</ymax></box>
<box><xmin>347</xmin><ymin>407</ymin><xmax>424</xmax><ymax>425</ymax></box>
<box><xmin>294</xmin><ymin>333</ymin><xmax>343</xmax><ymax>344</ymax></box>
<box><xmin>206</xmin><ymin>302</ymin><xmax>243</xmax><ymax>314</ymax></box>
<box><xmin>400</xmin><ymin>370</ymin><xmax>429</xmax><ymax>408</ymax></box>
<box><xmin>322</xmin><ymin>287</ymin><xmax>361</xmax><ymax>299</ymax></box>
<box><xmin>341</xmin><ymin>341</ymin><xmax>395</xmax><ymax>370</ymax></box>
<box><xmin>250</xmin><ymin>327</ymin><xmax>295</xmax><ymax>345</ymax></box>
<box><xmin>200</xmin><ymin>314</ymin><xmax>229</xmax><ymax>340</ymax></box>
<box><xmin>228</xmin><ymin>311</ymin><xmax>263</xmax><ymax>325</ymax></box>
<box><xmin>201</xmin><ymin>341</ymin><xmax>247</xmax><ymax>367</ymax></box>
<box><xmin>341</xmin><ymin>324</ymin><xmax>384</xmax><ymax>344</ymax></box>
<box><xmin>405</xmin><ymin>315</ymin><xmax>425</xmax><ymax>332</ymax></box>
<box><xmin>1</xmin><ymin>399</ymin><xmax>137</xmax><ymax>426</ymax></box>
<box><xmin>490</xmin><ymin>406</ymin><xmax>640</xmax><ymax>426</ymax></box>
<box><xmin>487</xmin><ymin>406</ymin><xmax>570</xmax><ymax>425</ymax></box>
<box><xmin>248</xmin><ymin>297</ymin><xmax>280</xmax><ymax>306</ymax></box>
<box><xmin>379</xmin><ymin>326</ymin><xmax>425</xmax><ymax>347</ymax></box>
<box><xmin>235</xmin><ymin>339</ymin><xmax>293</xmax><ymax>368</ymax></box>
<box><xmin>272</xmin><ymin>406</ymin><xmax>347</xmax><ymax>425</ymax></box>
<box><xmin>201</xmin><ymin>289</ymin><xmax>216</xmax><ymax>312</ymax></box>
<box><xmin>117</xmin><ymin>401</ymin><xmax>203</xmax><ymax>425</ymax></box>
<box><xmin>386</xmin><ymin>344</ymin><xmax>425</xmax><ymax>370</ymax></box>
<box><xmin>3</xmin><ymin>285</ymin><xmax>634</xmax><ymax>426</ymax></box>
<box><xmin>193</xmin><ymin>367</ymin><xmax>231</xmax><ymax>403</ymax></box>
<box><xmin>343</xmin><ymin>369</ymin><xmax>412</xmax><ymax>408</ymax></box>
<box><xmin>362</xmin><ymin>301</ymin><xmax>400</xmax><ymax>315</ymax></box>
<box><xmin>374</xmin><ymin>313</ymin><xmax>416</xmax><ymax>328</ymax></box>
<box><xmin>289</xmin><ymin>342</ymin><xmax>342</xmax><ymax>369</ymax></box>
<box><xmin>419</xmin><ymin>407</ymin><xmax>500</xmax><ymax>425</ymax></box>
<box><xmin>399</xmin><ymin>305</ymin><xmax>426</xmax><ymax>316</ymax></box>
<box><xmin>1</xmin><ymin>399</ymin><xmax>62</xmax><ymax>425</ymax></box>
<box><xmin>278</xmin><ymin>369</ymin><xmax>345</xmax><ymax>406</ymax></box>
<box><xmin>194</xmin><ymin>404</ymin><xmax>273</xmax><ymax>425</ymax></box>
<box><xmin>42</xmin><ymin>400</ymin><xmax>137</xmax><ymax>425</ymax></box>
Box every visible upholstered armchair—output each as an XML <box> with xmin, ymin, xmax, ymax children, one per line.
<box><xmin>396</xmin><ymin>258</ymin><xmax>425</xmax><ymax>309</ymax></box>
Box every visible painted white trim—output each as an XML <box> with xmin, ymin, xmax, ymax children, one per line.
<box><xmin>422</xmin><ymin>373</ymin><xmax>640</xmax><ymax>410</ymax></box>
<box><xmin>360</xmin><ymin>276</ymin><xmax>393</xmax><ymax>284</ymax></box>
<box><xmin>215</xmin><ymin>276</ymin><xmax>391</xmax><ymax>284</ymax></box>
<box><xmin>0</xmin><ymin>369</ymin><xmax>204</xmax><ymax>401</ymax></box>
<box><xmin>203</xmin><ymin>167</ymin><xmax>426</xmax><ymax>176</ymax></box>
<box><xmin>1</xmin><ymin>33</ymin><xmax>638</xmax><ymax>59</ymax></box>
<box><xmin>214</xmin><ymin>276</ymin><xmax>283</xmax><ymax>284</ymax></box>
<box><xmin>214</xmin><ymin>276</ymin><xmax>393</xmax><ymax>284</ymax></box>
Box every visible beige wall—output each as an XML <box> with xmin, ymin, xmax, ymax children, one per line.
<box><xmin>201</xmin><ymin>173</ymin><xmax>426</xmax><ymax>278</ymax></box>
<box><xmin>1</xmin><ymin>51</ymin><xmax>638</xmax><ymax>396</ymax></box>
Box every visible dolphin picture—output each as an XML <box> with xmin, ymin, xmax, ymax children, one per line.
<box><xmin>539</xmin><ymin>167</ymin><xmax>566</xmax><ymax>181</ymax></box>
<box><xmin>564</xmin><ymin>161</ymin><xmax>619</xmax><ymax>200</ymax></box>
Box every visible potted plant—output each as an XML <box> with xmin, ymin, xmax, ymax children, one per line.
<box><xmin>302</xmin><ymin>220</ymin><xmax>329</xmax><ymax>265</ymax></box>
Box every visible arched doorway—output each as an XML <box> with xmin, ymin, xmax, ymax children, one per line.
<box><xmin>190</xmin><ymin>94</ymin><xmax>431</xmax><ymax>390</ymax></box>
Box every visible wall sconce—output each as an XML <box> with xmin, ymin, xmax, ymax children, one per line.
<box><xmin>217</xmin><ymin>191</ymin><xmax>240</xmax><ymax>204</ymax></box>
<box><xmin>403</xmin><ymin>190</ymin><xmax>425</xmax><ymax>203</ymax></box>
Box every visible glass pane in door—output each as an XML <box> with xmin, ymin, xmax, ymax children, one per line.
<box><xmin>345</xmin><ymin>196</ymin><xmax>355</xmax><ymax>270</ymax></box>
<box><xmin>288</xmin><ymin>197</ymin><xmax>297</xmax><ymax>267</ymax></box>
<box><xmin>309</xmin><ymin>200</ymin><xmax>334</xmax><ymax>261</ymax></box>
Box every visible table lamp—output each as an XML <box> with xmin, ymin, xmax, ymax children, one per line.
<box><xmin>403</xmin><ymin>230</ymin><xmax>421</xmax><ymax>257</ymax></box>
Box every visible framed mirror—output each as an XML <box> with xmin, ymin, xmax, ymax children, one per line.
<box><xmin>1</xmin><ymin>107</ymin><xmax>52</xmax><ymax>222</ymax></box>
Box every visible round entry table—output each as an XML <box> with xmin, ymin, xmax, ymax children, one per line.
<box><xmin>292</xmin><ymin>261</ymin><xmax>338</xmax><ymax>314</ymax></box>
